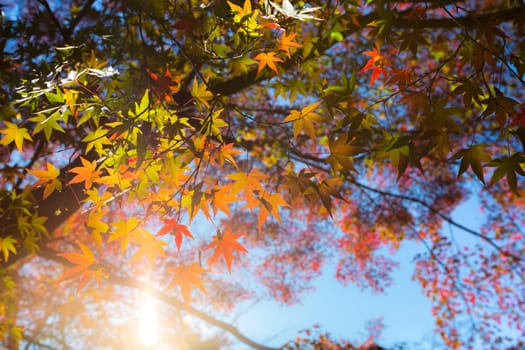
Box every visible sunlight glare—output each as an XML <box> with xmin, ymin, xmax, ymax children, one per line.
<box><xmin>138</xmin><ymin>293</ymin><xmax>159</xmax><ymax>347</ymax></box>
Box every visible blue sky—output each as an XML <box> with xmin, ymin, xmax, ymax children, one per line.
<box><xmin>221</xmin><ymin>196</ymin><xmax>486</xmax><ymax>349</ymax></box>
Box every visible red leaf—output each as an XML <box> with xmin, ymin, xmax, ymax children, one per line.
<box><xmin>156</xmin><ymin>219</ymin><xmax>194</xmax><ymax>252</ymax></box>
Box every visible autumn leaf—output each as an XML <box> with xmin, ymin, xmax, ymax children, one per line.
<box><xmin>0</xmin><ymin>236</ymin><xmax>17</xmax><ymax>263</ymax></box>
<box><xmin>487</xmin><ymin>154</ymin><xmax>525</xmax><ymax>194</ymax></box>
<box><xmin>327</xmin><ymin>135</ymin><xmax>364</xmax><ymax>172</ymax></box>
<box><xmin>254</xmin><ymin>52</ymin><xmax>283</xmax><ymax>75</ymax></box>
<box><xmin>256</xmin><ymin>191</ymin><xmax>289</xmax><ymax>231</ymax></box>
<box><xmin>228</xmin><ymin>0</ymin><xmax>253</xmax><ymax>20</ymax></box>
<box><xmin>30</xmin><ymin>111</ymin><xmax>65</xmax><ymax>141</ymax></box>
<box><xmin>211</xmin><ymin>184</ymin><xmax>239</xmax><ymax>217</ymax></box>
<box><xmin>0</xmin><ymin>121</ymin><xmax>32</xmax><ymax>152</ymax></box>
<box><xmin>156</xmin><ymin>219</ymin><xmax>194</xmax><ymax>252</ymax></box>
<box><xmin>205</xmin><ymin>230</ymin><xmax>248</xmax><ymax>273</ymax></box>
<box><xmin>228</xmin><ymin>0</ymin><xmax>260</xmax><ymax>35</ymax></box>
<box><xmin>450</xmin><ymin>145</ymin><xmax>491</xmax><ymax>184</ymax></box>
<box><xmin>359</xmin><ymin>49</ymin><xmax>390</xmax><ymax>86</ymax></box>
<box><xmin>67</xmin><ymin>156</ymin><xmax>101</xmax><ymax>190</ymax></box>
<box><xmin>227</xmin><ymin>169</ymin><xmax>268</xmax><ymax>196</ymax></box>
<box><xmin>128</xmin><ymin>231</ymin><xmax>167</xmax><ymax>267</ymax></box>
<box><xmin>280</xmin><ymin>31</ymin><xmax>303</xmax><ymax>58</ymax></box>
<box><xmin>166</xmin><ymin>262</ymin><xmax>209</xmax><ymax>304</ymax></box>
<box><xmin>109</xmin><ymin>217</ymin><xmax>141</xmax><ymax>252</ymax></box>
<box><xmin>81</xmin><ymin>127</ymin><xmax>111</xmax><ymax>155</ymax></box>
<box><xmin>191</xmin><ymin>77</ymin><xmax>213</xmax><ymax>109</ymax></box>
<box><xmin>26</xmin><ymin>161</ymin><xmax>62</xmax><ymax>199</ymax></box>
<box><xmin>217</xmin><ymin>143</ymin><xmax>242</xmax><ymax>169</ymax></box>
<box><xmin>283</xmin><ymin>101</ymin><xmax>324</xmax><ymax>139</ymax></box>
<box><xmin>57</xmin><ymin>241</ymin><xmax>103</xmax><ymax>292</ymax></box>
<box><xmin>147</xmin><ymin>66</ymin><xmax>180</xmax><ymax>103</ymax></box>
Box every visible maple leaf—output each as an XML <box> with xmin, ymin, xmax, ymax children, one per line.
<box><xmin>228</xmin><ymin>0</ymin><xmax>260</xmax><ymax>35</ymax></box>
<box><xmin>228</xmin><ymin>0</ymin><xmax>253</xmax><ymax>21</ymax></box>
<box><xmin>86</xmin><ymin>209</ymin><xmax>108</xmax><ymax>249</ymax></box>
<box><xmin>67</xmin><ymin>156</ymin><xmax>101</xmax><ymax>189</ymax></box>
<box><xmin>0</xmin><ymin>121</ymin><xmax>33</xmax><ymax>152</ymax></box>
<box><xmin>26</xmin><ymin>161</ymin><xmax>62</xmax><ymax>199</ymax></box>
<box><xmin>109</xmin><ymin>217</ymin><xmax>141</xmax><ymax>253</ymax></box>
<box><xmin>327</xmin><ymin>135</ymin><xmax>364</xmax><ymax>172</ymax></box>
<box><xmin>166</xmin><ymin>262</ymin><xmax>209</xmax><ymax>304</ymax></box>
<box><xmin>128</xmin><ymin>231</ymin><xmax>167</xmax><ymax>267</ymax></box>
<box><xmin>81</xmin><ymin>127</ymin><xmax>111</xmax><ymax>155</ymax></box>
<box><xmin>359</xmin><ymin>49</ymin><xmax>390</xmax><ymax>86</ymax></box>
<box><xmin>191</xmin><ymin>77</ymin><xmax>213</xmax><ymax>110</ymax></box>
<box><xmin>217</xmin><ymin>143</ymin><xmax>242</xmax><ymax>169</ymax></box>
<box><xmin>227</xmin><ymin>169</ymin><xmax>268</xmax><ymax>196</ymax></box>
<box><xmin>211</xmin><ymin>184</ymin><xmax>239</xmax><ymax>217</ymax></box>
<box><xmin>147</xmin><ymin>67</ymin><xmax>180</xmax><ymax>103</ymax></box>
<box><xmin>156</xmin><ymin>219</ymin><xmax>194</xmax><ymax>253</ymax></box>
<box><xmin>57</xmin><ymin>242</ymin><xmax>103</xmax><ymax>292</ymax></box>
<box><xmin>205</xmin><ymin>230</ymin><xmax>248</xmax><ymax>273</ymax></box>
<box><xmin>29</xmin><ymin>111</ymin><xmax>65</xmax><ymax>141</ymax></box>
<box><xmin>254</xmin><ymin>52</ymin><xmax>283</xmax><ymax>75</ymax></box>
<box><xmin>283</xmin><ymin>101</ymin><xmax>324</xmax><ymax>139</ymax></box>
<box><xmin>0</xmin><ymin>236</ymin><xmax>17</xmax><ymax>263</ymax></box>
<box><xmin>256</xmin><ymin>191</ymin><xmax>289</xmax><ymax>231</ymax></box>
<box><xmin>280</xmin><ymin>31</ymin><xmax>303</xmax><ymax>58</ymax></box>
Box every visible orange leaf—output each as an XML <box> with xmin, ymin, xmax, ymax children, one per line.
<box><xmin>67</xmin><ymin>157</ymin><xmax>101</xmax><ymax>189</ymax></box>
<box><xmin>26</xmin><ymin>161</ymin><xmax>62</xmax><ymax>199</ymax></box>
<box><xmin>166</xmin><ymin>262</ymin><xmax>209</xmax><ymax>304</ymax></box>
<box><xmin>256</xmin><ymin>191</ymin><xmax>288</xmax><ymax>231</ymax></box>
<box><xmin>280</xmin><ymin>31</ymin><xmax>303</xmax><ymax>58</ymax></box>
<box><xmin>205</xmin><ymin>230</ymin><xmax>248</xmax><ymax>273</ymax></box>
<box><xmin>254</xmin><ymin>52</ymin><xmax>283</xmax><ymax>75</ymax></box>
<box><xmin>227</xmin><ymin>169</ymin><xmax>268</xmax><ymax>195</ymax></box>
<box><xmin>211</xmin><ymin>184</ymin><xmax>239</xmax><ymax>217</ymax></box>
<box><xmin>156</xmin><ymin>219</ymin><xmax>194</xmax><ymax>252</ymax></box>
<box><xmin>56</xmin><ymin>242</ymin><xmax>99</xmax><ymax>292</ymax></box>
<box><xmin>217</xmin><ymin>143</ymin><xmax>242</xmax><ymax>169</ymax></box>
<box><xmin>283</xmin><ymin>101</ymin><xmax>324</xmax><ymax>139</ymax></box>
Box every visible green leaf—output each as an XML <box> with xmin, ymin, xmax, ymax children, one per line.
<box><xmin>45</xmin><ymin>87</ymin><xmax>65</xmax><ymax>104</ymax></box>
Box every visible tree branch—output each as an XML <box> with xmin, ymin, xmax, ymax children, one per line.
<box><xmin>40</xmin><ymin>248</ymin><xmax>281</xmax><ymax>350</ymax></box>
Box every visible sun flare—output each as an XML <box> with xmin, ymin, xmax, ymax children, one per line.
<box><xmin>138</xmin><ymin>293</ymin><xmax>159</xmax><ymax>347</ymax></box>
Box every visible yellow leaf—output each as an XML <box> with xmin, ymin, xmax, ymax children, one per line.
<box><xmin>0</xmin><ymin>236</ymin><xmax>17</xmax><ymax>263</ymax></box>
<box><xmin>283</xmin><ymin>101</ymin><xmax>324</xmax><ymax>139</ymax></box>
<box><xmin>191</xmin><ymin>77</ymin><xmax>213</xmax><ymax>110</ymax></box>
<box><xmin>0</xmin><ymin>121</ymin><xmax>32</xmax><ymax>152</ymax></box>
<box><xmin>109</xmin><ymin>217</ymin><xmax>141</xmax><ymax>253</ymax></box>
<box><xmin>128</xmin><ymin>231</ymin><xmax>167</xmax><ymax>267</ymax></box>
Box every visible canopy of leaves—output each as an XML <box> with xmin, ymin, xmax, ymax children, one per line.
<box><xmin>0</xmin><ymin>0</ymin><xmax>524</xmax><ymax>349</ymax></box>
